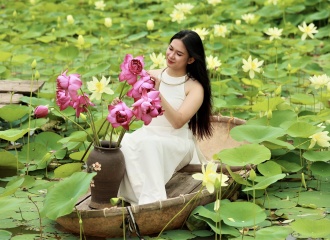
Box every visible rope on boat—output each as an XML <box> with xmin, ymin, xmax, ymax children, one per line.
<box><xmin>124</xmin><ymin>206</ymin><xmax>144</xmax><ymax>240</ymax></box>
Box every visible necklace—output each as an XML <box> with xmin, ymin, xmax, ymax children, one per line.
<box><xmin>160</xmin><ymin>67</ymin><xmax>189</xmax><ymax>86</ymax></box>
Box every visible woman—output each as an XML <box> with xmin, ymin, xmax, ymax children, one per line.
<box><xmin>117</xmin><ymin>30</ymin><xmax>213</xmax><ymax>205</ymax></box>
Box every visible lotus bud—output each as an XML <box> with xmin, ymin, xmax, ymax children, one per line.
<box><xmin>104</xmin><ymin>17</ymin><xmax>112</xmax><ymax>28</ymax></box>
<box><xmin>30</xmin><ymin>0</ymin><xmax>36</xmax><ymax>5</ymax></box>
<box><xmin>267</xmin><ymin>109</ymin><xmax>272</xmax><ymax>119</ymax></box>
<box><xmin>31</xmin><ymin>15</ymin><xmax>35</xmax><ymax>21</ymax></box>
<box><xmin>31</xmin><ymin>59</ymin><xmax>37</xmax><ymax>69</ymax></box>
<box><xmin>34</xmin><ymin>105</ymin><xmax>49</xmax><ymax>118</ymax></box>
<box><xmin>51</xmin><ymin>28</ymin><xmax>55</xmax><ymax>33</ymax></box>
<box><xmin>287</xmin><ymin>63</ymin><xmax>292</xmax><ymax>71</ymax></box>
<box><xmin>79</xmin><ymin>113</ymin><xmax>87</xmax><ymax>121</ymax></box>
<box><xmin>235</xmin><ymin>19</ymin><xmax>241</xmax><ymax>25</ymax></box>
<box><xmin>274</xmin><ymin>85</ymin><xmax>282</xmax><ymax>96</ymax></box>
<box><xmin>209</xmin><ymin>33</ymin><xmax>214</xmax><ymax>42</ymax></box>
<box><xmin>214</xmin><ymin>199</ymin><xmax>220</xmax><ymax>211</ymax></box>
<box><xmin>57</xmin><ymin>16</ymin><xmax>61</xmax><ymax>23</ymax></box>
<box><xmin>13</xmin><ymin>11</ymin><xmax>17</xmax><ymax>18</ymax></box>
<box><xmin>249</xmin><ymin>169</ymin><xmax>256</xmax><ymax>181</ymax></box>
<box><xmin>100</xmin><ymin>36</ymin><xmax>104</xmax><ymax>44</ymax></box>
<box><xmin>65</xmin><ymin>41</ymin><xmax>69</xmax><ymax>47</ymax></box>
<box><xmin>35</xmin><ymin>70</ymin><xmax>40</xmax><ymax>80</ymax></box>
<box><xmin>146</xmin><ymin>19</ymin><xmax>154</xmax><ymax>31</ymax></box>
<box><xmin>67</xmin><ymin>15</ymin><xmax>74</xmax><ymax>25</ymax></box>
<box><xmin>77</xmin><ymin>35</ymin><xmax>85</xmax><ymax>47</ymax></box>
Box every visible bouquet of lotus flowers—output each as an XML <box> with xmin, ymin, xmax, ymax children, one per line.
<box><xmin>55</xmin><ymin>53</ymin><xmax>163</xmax><ymax>148</ymax></box>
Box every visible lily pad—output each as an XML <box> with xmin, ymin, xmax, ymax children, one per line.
<box><xmin>217</xmin><ymin>143</ymin><xmax>271</xmax><ymax>166</ymax></box>
<box><xmin>298</xmin><ymin>191</ymin><xmax>330</xmax><ymax>208</ymax></box>
<box><xmin>230</xmin><ymin>125</ymin><xmax>286</xmax><ymax>143</ymax></box>
<box><xmin>40</xmin><ymin>171</ymin><xmax>96</xmax><ymax>220</ymax></box>
<box><xmin>291</xmin><ymin>218</ymin><xmax>330</xmax><ymax>238</ymax></box>
<box><xmin>303</xmin><ymin>150</ymin><xmax>330</xmax><ymax>162</ymax></box>
<box><xmin>219</xmin><ymin>202</ymin><xmax>267</xmax><ymax>228</ymax></box>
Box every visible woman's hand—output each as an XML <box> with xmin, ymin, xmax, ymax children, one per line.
<box><xmin>111</xmin><ymin>97</ymin><xmax>121</xmax><ymax>105</ymax></box>
<box><xmin>148</xmin><ymin>71</ymin><xmax>161</xmax><ymax>90</ymax></box>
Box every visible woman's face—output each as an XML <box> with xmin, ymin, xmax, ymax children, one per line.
<box><xmin>166</xmin><ymin>39</ymin><xmax>193</xmax><ymax>71</ymax></box>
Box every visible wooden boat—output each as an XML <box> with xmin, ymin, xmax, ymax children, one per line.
<box><xmin>56</xmin><ymin>116</ymin><xmax>248</xmax><ymax>238</ymax></box>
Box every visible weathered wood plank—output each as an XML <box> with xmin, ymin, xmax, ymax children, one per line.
<box><xmin>0</xmin><ymin>93</ymin><xmax>23</xmax><ymax>104</ymax></box>
<box><xmin>0</xmin><ymin>80</ymin><xmax>45</xmax><ymax>94</ymax></box>
<box><xmin>166</xmin><ymin>172</ymin><xmax>201</xmax><ymax>198</ymax></box>
<box><xmin>0</xmin><ymin>93</ymin><xmax>24</xmax><ymax>108</ymax></box>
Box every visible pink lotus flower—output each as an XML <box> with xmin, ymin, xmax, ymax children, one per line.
<box><xmin>71</xmin><ymin>94</ymin><xmax>95</xmax><ymax>117</ymax></box>
<box><xmin>132</xmin><ymin>89</ymin><xmax>163</xmax><ymax>125</ymax></box>
<box><xmin>127</xmin><ymin>74</ymin><xmax>155</xmax><ymax>101</ymax></box>
<box><xmin>56</xmin><ymin>89</ymin><xmax>71</xmax><ymax>111</ymax></box>
<box><xmin>57</xmin><ymin>70</ymin><xmax>82</xmax><ymax>99</ymax></box>
<box><xmin>119</xmin><ymin>54</ymin><xmax>146</xmax><ymax>85</ymax></box>
<box><xmin>107</xmin><ymin>101</ymin><xmax>134</xmax><ymax>131</ymax></box>
<box><xmin>34</xmin><ymin>105</ymin><xmax>49</xmax><ymax>118</ymax></box>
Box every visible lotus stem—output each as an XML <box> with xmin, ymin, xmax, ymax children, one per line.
<box><xmin>157</xmin><ymin>187</ymin><xmax>203</xmax><ymax>238</ymax></box>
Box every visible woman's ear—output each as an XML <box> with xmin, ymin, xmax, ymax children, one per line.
<box><xmin>188</xmin><ymin>57</ymin><xmax>195</xmax><ymax>64</ymax></box>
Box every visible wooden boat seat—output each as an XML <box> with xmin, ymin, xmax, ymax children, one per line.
<box><xmin>0</xmin><ymin>80</ymin><xmax>44</xmax><ymax>107</ymax></box>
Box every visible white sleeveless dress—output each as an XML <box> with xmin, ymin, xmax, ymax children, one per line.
<box><xmin>117</xmin><ymin>69</ymin><xmax>205</xmax><ymax>205</ymax></box>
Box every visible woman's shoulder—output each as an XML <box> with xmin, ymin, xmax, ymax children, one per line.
<box><xmin>186</xmin><ymin>77</ymin><xmax>203</xmax><ymax>93</ymax></box>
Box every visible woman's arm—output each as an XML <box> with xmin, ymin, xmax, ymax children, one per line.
<box><xmin>149</xmin><ymin>70</ymin><xmax>204</xmax><ymax>129</ymax></box>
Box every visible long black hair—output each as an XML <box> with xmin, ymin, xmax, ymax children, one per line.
<box><xmin>170</xmin><ymin>30</ymin><xmax>213</xmax><ymax>140</ymax></box>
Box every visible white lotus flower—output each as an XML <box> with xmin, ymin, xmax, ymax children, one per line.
<box><xmin>309</xmin><ymin>131</ymin><xmax>330</xmax><ymax>148</ymax></box>
<box><xmin>174</xmin><ymin>3</ymin><xmax>194</xmax><ymax>14</ymax></box>
<box><xmin>265</xmin><ymin>27</ymin><xmax>283</xmax><ymax>41</ymax></box>
<box><xmin>241</xmin><ymin>13</ymin><xmax>255</xmax><ymax>24</ymax></box>
<box><xmin>242</xmin><ymin>55</ymin><xmax>264</xmax><ymax>79</ymax></box>
<box><xmin>170</xmin><ymin>9</ymin><xmax>186</xmax><ymax>24</ymax></box>
<box><xmin>206</xmin><ymin>55</ymin><xmax>222</xmax><ymax>70</ymax></box>
<box><xmin>192</xmin><ymin>27</ymin><xmax>209</xmax><ymax>40</ymax></box>
<box><xmin>214</xmin><ymin>24</ymin><xmax>228</xmax><ymax>38</ymax></box>
<box><xmin>309</xmin><ymin>74</ymin><xmax>330</xmax><ymax>89</ymax></box>
<box><xmin>298</xmin><ymin>21</ymin><xmax>318</xmax><ymax>40</ymax></box>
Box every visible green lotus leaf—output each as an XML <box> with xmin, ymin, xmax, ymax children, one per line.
<box><xmin>0</xmin><ymin>129</ymin><xmax>29</xmax><ymax>142</ymax></box>
<box><xmin>243</xmin><ymin>174</ymin><xmax>286</xmax><ymax>191</ymax></box>
<box><xmin>255</xmin><ymin>226</ymin><xmax>293</xmax><ymax>240</ymax></box>
<box><xmin>40</xmin><ymin>171</ymin><xmax>96</xmax><ymax>220</ymax></box>
<box><xmin>0</xmin><ymin>151</ymin><xmax>24</xmax><ymax>169</ymax></box>
<box><xmin>217</xmin><ymin>143</ymin><xmax>271</xmax><ymax>166</ymax></box>
<box><xmin>252</xmin><ymin>97</ymin><xmax>285</xmax><ymax>112</ymax></box>
<box><xmin>0</xmin><ymin>51</ymin><xmax>12</xmax><ymax>61</ymax></box>
<box><xmin>54</xmin><ymin>163</ymin><xmax>83</xmax><ymax>178</ymax></box>
<box><xmin>286</xmin><ymin>122</ymin><xmax>320</xmax><ymax>138</ymax></box>
<box><xmin>276</xmin><ymin>207</ymin><xmax>325</xmax><ymax>221</ymax></box>
<box><xmin>18</xmin><ymin>142</ymin><xmax>48</xmax><ymax>164</ymax></box>
<box><xmin>58</xmin><ymin>131</ymin><xmax>88</xmax><ymax>144</ymax></box>
<box><xmin>0</xmin><ymin>178</ymin><xmax>24</xmax><ymax>197</ymax></box>
<box><xmin>0</xmin><ymin>230</ymin><xmax>12</xmax><ymax>240</ymax></box>
<box><xmin>230</xmin><ymin>125</ymin><xmax>286</xmax><ymax>143</ymax></box>
<box><xmin>220</xmin><ymin>67</ymin><xmax>237</xmax><ymax>76</ymax></box>
<box><xmin>255</xmin><ymin>195</ymin><xmax>297</xmax><ymax>209</ymax></box>
<box><xmin>125</xmin><ymin>31</ymin><xmax>148</xmax><ymax>42</ymax></box>
<box><xmin>310</xmin><ymin>162</ymin><xmax>330</xmax><ymax>177</ymax></box>
<box><xmin>298</xmin><ymin>191</ymin><xmax>330</xmax><ymax>208</ymax></box>
<box><xmin>291</xmin><ymin>218</ymin><xmax>330</xmax><ymax>238</ymax></box>
<box><xmin>55</xmin><ymin>45</ymin><xmax>79</xmax><ymax>61</ymax></box>
<box><xmin>34</xmin><ymin>132</ymin><xmax>66</xmax><ymax>159</ymax></box>
<box><xmin>0</xmin><ymin>105</ymin><xmax>31</xmax><ymax>122</ymax></box>
<box><xmin>303</xmin><ymin>150</ymin><xmax>330</xmax><ymax>162</ymax></box>
<box><xmin>0</xmin><ymin>197</ymin><xmax>24</xmax><ymax>215</ymax></box>
<box><xmin>290</xmin><ymin>93</ymin><xmax>316</xmax><ymax>105</ymax></box>
<box><xmin>219</xmin><ymin>202</ymin><xmax>267</xmax><ymax>228</ymax></box>
<box><xmin>257</xmin><ymin>161</ymin><xmax>282</xmax><ymax>177</ymax></box>
<box><xmin>36</xmin><ymin>35</ymin><xmax>56</xmax><ymax>43</ymax></box>
<box><xmin>82</xmin><ymin>62</ymin><xmax>110</xmax><ymax>78</ymax></box>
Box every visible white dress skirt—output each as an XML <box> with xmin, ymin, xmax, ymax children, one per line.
<box><xmin>117</xmin><ymin>70</ymin><xmax>205</xmax><ymax>205</ymax></box>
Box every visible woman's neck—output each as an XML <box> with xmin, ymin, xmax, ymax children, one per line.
<box><xmin>165</xmin><ymin>67</ymin><xmax>187</xmax><ymax>77</ymax></box>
